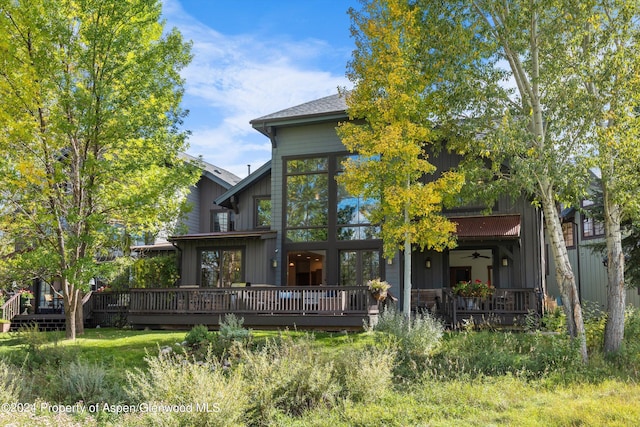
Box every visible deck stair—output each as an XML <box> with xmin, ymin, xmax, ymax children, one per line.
<box><xmin>9</xmin><ymin>314</ymin><xmax>66</xmax><ymax>332</ymax></box>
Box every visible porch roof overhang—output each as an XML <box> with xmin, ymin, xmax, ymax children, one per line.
<box><xmin>169</xmin><ymin>230</ymin><xmax>277</xmax><ymax>242</ymax></box>
<box><xmin>451</xmin><ymin>214</ymin><xmax>521</xmax><ymax>240</ymax></box>
<box><xmin>131</xmin><ymin>243</ymin><xmax>176</xmax><ymax>252</ymax></box>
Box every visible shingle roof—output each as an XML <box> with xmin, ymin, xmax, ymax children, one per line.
<box><xmin>181</xmin><ymin>153</ymin><xmax>241</xmax><ymax>188</ymax></box>
<box><xmin>250</xmin><ymin>93</ymin><xmax>347</xmax><ymax>125</ymax></box>
<box><xmin>451</xmin><ymin>215</ymin><xmax>521</xmax><ymax>240</ymax></box>
<box><xmin>215</xmin><ymin>160</ymin><xmax>271</xmax><ymax>208</ymax></box>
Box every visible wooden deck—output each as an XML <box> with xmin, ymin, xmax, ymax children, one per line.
<box><xmin>3</xmin><ymin>286</ymin><xmax>541</xmax><ymax>332</ymax></box>
<box><xmin>440</xmin><ymin>288</ymin><xmax>540</xmax><ymax>328</ymax></box>
<box><xmin>90</xmin><ymin>286</ymin><xmax>379</xmax><ymax>331</ymax></box>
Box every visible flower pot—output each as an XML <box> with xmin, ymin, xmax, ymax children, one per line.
<box><xmin>372</xmin><ymin>290</ymin><xmax>387</xmax><ymax>302</ymax></box>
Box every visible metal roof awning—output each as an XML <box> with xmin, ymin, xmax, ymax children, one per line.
<box><xmin>451</xmin><ymin>214</ymin><xmax>521</xmax><ymax>240</ymax></box>
<box><xmin>169</xmin><ymin>230</ymin><xmax>277</xmax><ymax>242</ymax></box>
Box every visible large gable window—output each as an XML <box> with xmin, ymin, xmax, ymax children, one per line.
<box><xmin>337</xmin><ymin>155</ymin><xmax>379</xmax><ymax>240</ymax></box>
<box><xmin>285</xmin><ymin>157</ymin><xmax>329</xmax><ymax>242</ymax></box>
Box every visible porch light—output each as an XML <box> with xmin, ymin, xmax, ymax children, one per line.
<box><xmin>271</xmin><ymin>258</ymin><xmax>278</xmax><ymax>268</ymax></box>
<box><xmin>502</xmin><ymin>256</ymin><xmax>509</xmax><ymax>267</ymax></box>
<box><xmin>425</xmin><ymin>258</ymin><xmax>431</xmax><ymax>269</ymax></box>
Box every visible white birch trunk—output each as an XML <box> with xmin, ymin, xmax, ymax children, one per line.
<box><xmin>603</xmin><ymin>191</ymin><xmax>625</xmax><ymax>353</ymax></box>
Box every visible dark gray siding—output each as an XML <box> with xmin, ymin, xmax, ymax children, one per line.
<box><xmin>229</xmin><ymin>174</ymin><xmax>271</xmax><ymax>232</ymax></box>
<box><xmin>545</xmin><ymin>211</ymin><xmax>640</xmax><ymax>308</ymax></box>
<box><xmin>198</xmin><ymin>178</ymin><xmax>232</xmax><ymax>233</ymax></box>
<box><xmin>178</xmin><ymin>236</ymin><xmax>276</xmax><ymax>286</ymax></box>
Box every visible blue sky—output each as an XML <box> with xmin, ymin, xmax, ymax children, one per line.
<box><xmin>162</xmin><ymin>0</ymin><xmax>359</xmax><ymax>178</ymax></box>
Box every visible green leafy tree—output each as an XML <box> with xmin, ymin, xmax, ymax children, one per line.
<box><xmin>401</xmin><ymin>0</ymin><xmax>640</xmax><ymax>357</ymax></box>
<box><xmin>362</xmin><ymin>0</ymin><xmax>589</xmax><ymax>362</ymax></box>
<box><xmin>0</xmin><ymin>0</ymin><xmax>200</xmax><ymax>339</ymax></box>
<box><xmin>569</xmin><ymin>0</ymin><xmax>640</xmax><ymax>353</ymax></box>
<box><xmin>338</xmin><ymin>0</ymin><xmax>465</xmax><ymax>318</ymax></box>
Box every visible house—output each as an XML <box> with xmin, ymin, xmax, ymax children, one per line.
<box><xmin>4</xmin><ymin>93</ymin><xmax>546</xmax><ymax>330</ymax></box>
<box><xmin>162</xmin><ymin>93</ymin><xmax>543</xmax><ymax>327</ymax></box>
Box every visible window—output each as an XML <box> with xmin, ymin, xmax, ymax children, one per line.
<box><xmin>285</xmin><ymin>157</ymin><xmax>329</xmax><ymax>242</ymax></box>
<box><xmin>582</xmin><ymin>216</ymin><xmax>604</xmax><ymax>239</ymax></box>
<box><xmin>211</xmin><ymin>210</ymin><xmax>233</xmax><ymax>232</ymax></box>
<box><xmin>336</xmin><ymin>155</ymin><xmax>379</xmax><ymax>240</ymax></box>
<box><xmin>255</xmin><ymin>197</ymin><xmax>271</xmax><ymax>229</ymax></box>
<box><xmin>562</xmin><ymin>221</ymin><xmax>575</xmax><ymax>248</ymax></box>
<box><xmin>200</xmin><ymin>248</ymin><xmax>243</xmax><ymax>287</ymax></box>
<box><xmin>339</xmin><ymin>250</ymin><xmax>381</xmax><ymax>286</ymax></box>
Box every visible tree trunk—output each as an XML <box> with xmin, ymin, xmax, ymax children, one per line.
<box><xmin>541</xmin><ymin>192</ymin><xmax>588</xmax><ymax>362</ymax></box>
<box><xmin>603</xmin><ymin>194</ymin><xmax>625</xmax><ymax>353</ymax></box>
<box><xmin>403</xmin><ymin>205</ymin><xmax>412</xmax><ymax>319</ymax></box>
<box><xmin>75</xmin><ymin>292</ymin><xmax>85</xmax><ymax>336</ymax></box>
<box><xmin>64</xmin><ymin>283</ymin><xmax>78</xmax><ymax>340</ymax></box>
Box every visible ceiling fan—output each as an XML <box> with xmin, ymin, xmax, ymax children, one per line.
<box><xmin>464</xmin><ymin>251</ymin><xmax>491</xmax><ymax>259</ymax></box>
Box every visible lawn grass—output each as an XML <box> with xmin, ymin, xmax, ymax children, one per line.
<box><xmin>0</xmin><ymin>328</ymin><xmax>186</xmax><ymax>371</ymax></box>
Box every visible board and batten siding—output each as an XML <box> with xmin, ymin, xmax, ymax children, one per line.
<box><xmin>183</xmin><ymin>185</ymin><xmax>200</xmax><ymax>234</ymax></box>
<box><xmin>198</xmin><ymin>178</ymin><xmax>232</xmax><ymax>233</ymax></box>
<box><xmin>545</xmin><ymin>211</ymin><xmax>640</xmax><ymax>308</ymax></box>
<box><xmin>178</xmin><ymin>236</ymin><xmax>276</xmax><ymax>286</ymax></box>
<box><xmin>230</xmin><ymin>174</ymin><xmax>272</xmax><ymax>232</ymax></box>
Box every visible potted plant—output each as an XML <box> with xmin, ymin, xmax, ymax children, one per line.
<box><xmin>0</xmin><ymin>319</ymin><xmax>10</xmax><ymax>333</ymax></box>
<box><xmin>452</xmin><ymin>280</ymin><xmax>494</xmax><ymax>310</ymax></box>
<box><xmin>367</xmin><ymin>278</ymin><xmax>391</xmax><ymax>302</ymax></box>
<box><xmin>20</xmin><ymin>289</ymin><xmax>35</xmax><ymax>314</ymax></box>
<box><xmin>452</xmin><ymin>279</ymin><xmax>494</xmax><ymax>298</ymax></box>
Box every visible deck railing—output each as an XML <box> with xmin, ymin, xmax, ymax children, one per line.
<box><xmin>90</xmin><ymin>291</ymin><xmax>130</xmax><ymax>326</ymax></box>
<box><xmin>125</xmin><ymin>286</ymin><xmax>374</xmax><ymax>316</ymax></box>
<box><xmin>441</xmin><ymin>288</ymin><xmax>539</xmax><ymax>327</ymax></box>
<box><xmin>1</xmin><ymin>293</ymin><xmax>21</xmax><ymax>321</ymax></box>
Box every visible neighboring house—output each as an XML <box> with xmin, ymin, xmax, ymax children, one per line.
<box><xmin>546</xmin><ymin>198</ymin><xmax>640</xmax><ymax>309</ymax></box>
<box><xmin>170</xmin><ymin>93</ymin><xmax>546</xmax><ymax>319</ymax></box>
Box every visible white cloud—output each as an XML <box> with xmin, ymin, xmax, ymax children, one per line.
<box><xmin>163</xmin><ymin>0</ymin><xmax>351</xmax><ymax>178</ymax></box>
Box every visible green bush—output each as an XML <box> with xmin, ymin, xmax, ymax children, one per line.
<box><xmin>335</xmin><ymin>345</ymin><xmax>396</xmax><ymax>404</ymax></box>
<box><xmin>219</xmin><ymin>314</ymin><xmax>251</xmax><ymax>343</ymax></box>
<box><xmin>582</xmin><ymin>301</ymin><xmax>607</xmax><ymax>353</ymax></box>
<box><xmin>125</xmin><ymin>351</ymin><xmax>247</xmax><ymax>427</ymax></box>
<box><xmin>427</xmin><ymin>331</ymin><xmax>581</xmax><ymax>381</ymax></box>
<box><xmin>239</xmin><ymin>335</ymin><xmax>341</xmax><ymax>423</ymax></box>
<box><xmin>184</xmin><ymin>324</ymin><xmax>214</xmax><ymax>348</ymax></box>
<box><xmin>56</xmin><ymin>360</ymin><xmax>108</xmax><ymax>404</ymax></box>
<box><xmin>0</xmin><ymin>359</ymin><xmax>22</xmax><ymax>403</ymax></box>
<box><xmin>371</xmin><ymin>307</ymin><xmax>444</xmax><ymax>361</ymax></box>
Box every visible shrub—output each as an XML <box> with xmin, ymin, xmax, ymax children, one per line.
<box><xmin>582</xmin><ymin>300</ymin><xmax>607</xmax><ymax>352</ymax></box>
<box><xmin>18</xmin><ymin>323</ymin><xmax>48</xmax><ymax>353</ymax></box>
<box><xmin>239</xmin><ymin>335</ymin><xmax>341</xmax><ymax>423</ymax></box>
<box><xmin>219</xmin><ymin>314</ymin><xmax>251</xmax><ymax>343</ymax></box>
<box><xmin>125</xmin><ymin>351</ymin><xmax>247</xmax><ymax>427</ymax></box>
<box><xmin>0</xmin><ymin>359</ymin><xmax>22</xmax><ymax>403</ymax></box>
<box><xmin>426</xmin><ymin>331</ymin><xmax>581</xmax><ymax>381</ymax></box>
<box><xmin>56</xmin><ymin>360</ymin><xmax>108</xmax><ymax>404</ymax></box>
<box><xmin>184</xmin><ymin>324</ymin><xmax>214</xmax><ymax>348</ymax></box>
<box><xmin>335</xmin><ymin>345</ymin><xmax>396</xmax><ymax>404</ymax></box>
<box><xmin>541</xmin><ymin>307</ymin><xmax>566</xmax><ymax>332</ymax></box>
<box><xmin>372</xmin><ymin>307</ymin><xmax>444</xmax><ymax>360</ymax></box>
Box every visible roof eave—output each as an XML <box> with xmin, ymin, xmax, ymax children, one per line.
<box><xmin>215</xmin><ymin>161</ymin><xmax>272</xmax><ymax>207</ymax></box>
